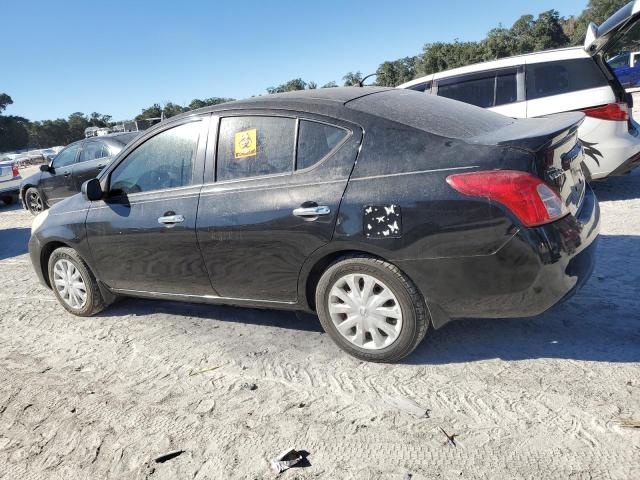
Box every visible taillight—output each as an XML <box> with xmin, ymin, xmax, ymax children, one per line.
<box><xmin>582</xmin><ymin>102</ymin><xmax>629</xmax><ymax>121</ymax></box>
<box><xmin>446</xmin><ymin>170</ymin><xmax>569</xmax><ymax>227</ymax></box>
<box><xmin>12</xmin><ymin>164</ymin><xmax>19</xmax><ymax>177</ymax></box>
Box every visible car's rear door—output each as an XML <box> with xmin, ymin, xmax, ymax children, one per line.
<box><xmin>72</xmin><ymin>139</ymin><xmax>111</xmax><ymax>189</ymax></box>
<box><xmin>196</xmin><ymin>112</ymin><xmax>362</xmax><ymax>303</ymax></box>
<box><xmin>85</xmin><ymin>115</ymin><xmax>212</xmax><ymax>295</ymax></box>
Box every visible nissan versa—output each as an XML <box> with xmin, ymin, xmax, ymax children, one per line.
<box><xmin>28</xmin><ymin>88</ymin><xmax>600</xmax><ymax>362</ymax></box>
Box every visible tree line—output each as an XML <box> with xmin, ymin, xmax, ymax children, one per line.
<box><xmin>0</xmin><ymin>0</ymin><xmax>627</xmax><ymax>152</ymax></box>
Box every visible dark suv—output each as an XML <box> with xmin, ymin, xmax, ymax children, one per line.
<box><xmin>28</xmin><ymin>88</ymin><xmax>599</xmax><ymax>362</ymax></box>
<box><xmin>20</xmin><ymin>132</ymin><xmax>140</xmax><ymax>214</ymax></box>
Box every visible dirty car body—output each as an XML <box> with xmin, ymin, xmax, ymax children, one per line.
<box><xmin>28</xmin><ymin>87</ymin><xmax>600</xmax><ymax>361</ymax></box>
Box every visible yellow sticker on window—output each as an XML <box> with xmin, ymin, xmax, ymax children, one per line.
<box><xmin>234</xmin><ymin>129</ymin><xmax>257</xmax><ymax>159</ymax></box>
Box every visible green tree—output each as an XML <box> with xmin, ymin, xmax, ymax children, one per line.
<box><xmin>376</xmin><ymin>57</ymin><xmax>418</xmax><ymax>87</ymax></box>
<box><xmin>529</xmin><ymin>10</ymin><xmax>570</xmax><ymax>51</ymax></box>
<box><xmin>135</xmin><ymin>104</ymin><xmax>163</xmax><ymax>120</ymax></box>
<box><xmin>0</xmin><ymin>93</ymin><xmax>13</xmax><ymax>114</ymax></box>
<box><xmin>342</xmin><ymin>71</ymin><xmax>363</xmax><ymax>86</ymax></box>
<box><xmin>188</xmin><ymin>97</ymin><xmax>234</xmax><ymax>110</ymax></box>
<box><xmin>570</xmin><ymin>0</ymin><xmax>628</xmax><ymax>44</ymax></box>
<box><xmin>321</xmin><ymin>81</ymin><xmax>338</xmax><ymax>88</ymax></box>
<box><xmin>267</xmin><ymin>78</ymin><xmax>309</xmax><ymax>94</ymax></box>
<box><xmin>162</xmin><ymin>102</ymin><xmax>187</xmax><ymax>118</ymax></box>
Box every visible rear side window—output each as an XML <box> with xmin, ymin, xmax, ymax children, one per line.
<box><xmin>437</xmin><ymin>69</ymin><xmax>518</xmax><ymax>108</ymax></box>
<box><xmin>526</xmin><ymin>59</ymin><xmax>608</xmax><ymax>100</ymax></box>
<box><xmin>217</xmin><ymin>116</ymin><xmax>295</xmax><ymax>181</ymax></box>
<box><xmin>79</xmin><ymin>141</ymin><xmax>108</xmax><ymax>162</ymax></box>
<box><xmin>109</xmin><ymin>121</ymin><xmax>200</xmax><ymax>195</ymax></box>
<box><xmin>296</xmin><ymin>120</ymin><xmax>348</xmax><ymax>170</ymax></box>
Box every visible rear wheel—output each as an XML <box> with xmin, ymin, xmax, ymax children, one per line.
<box><xmin>48</xmin><ymin>247</ymin><xmax>109</xmax><ymax>316</ymax></box>
<box><xmin>315</xmin><ymin>255</ymin><xmax>429</xmax><ymax>363</ymax></box>
<box><xmin>25</xmin><ymin>187</ymin><xmax>45</xmax><ymax>215</ymax></box>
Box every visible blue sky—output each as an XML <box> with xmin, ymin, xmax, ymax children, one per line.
<box><xmin>2</xmin><ymin>0</ymin><xmax>586</xmax><ymax>121</ymax></box>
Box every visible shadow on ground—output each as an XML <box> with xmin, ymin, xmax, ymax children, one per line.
<box><xmin>97</xmin><ymin>234</ymin><xmax>640</xmax><ymax>365</ymax></box>
<box><xmin>0</xmin><ymin>227</ymin><xmax>31</xmax><ymax>260</ymax></box>
<box><xmin>591</xmin><ymin>167</ymin><xmax>640</xmax><ymax>201</ymax></box>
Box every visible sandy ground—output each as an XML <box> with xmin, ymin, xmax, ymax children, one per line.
<box><xmin>0</xmin><ymin>166</ymin><xmax>638</xmax><ymax>480</ymax></box>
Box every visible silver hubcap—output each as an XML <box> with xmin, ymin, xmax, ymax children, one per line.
<box><xmin>53</xmin><ymin>259</ymin><xmax>87</xmax><ymax>309</ymax></box>
<box><xmin>28</xmin><ymin>192</ymin><xmax>42</xmax><ymax>213</ymax></box>
<box><xmin>328</xmin><ymin>273</ymin><xmax>403</xmax><ymax>350</ymax></box>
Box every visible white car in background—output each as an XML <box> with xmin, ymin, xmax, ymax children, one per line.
<box><xmin>399</xmin><ymin>1</ymin><xmax>640</xmax><ymax>180</ymax></box>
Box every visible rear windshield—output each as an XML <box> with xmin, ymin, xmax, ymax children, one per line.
<box><xmin>347</xmin><ymin>89</ymin><xmax>514</xmax><ymax>139</ymax></box>
<box><xmin>525</xmin><ymin>58</ymin><xmax>608</xmax><ymax>100</ymax></box>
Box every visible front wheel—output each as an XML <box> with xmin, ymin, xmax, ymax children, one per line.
<box><xmin>315</xmin><ymin>255</ymin><xmax>429</xmax><ymax>363</ymax></box>
<box><xmin>48</xmin><ymin>247</ymin><xmax>109</xmax><ymax>316</ymax></box>
<box><xmin>25</xmin><ymin>187</ymin><xmax>45</xmax><ymax>215</ymax></box>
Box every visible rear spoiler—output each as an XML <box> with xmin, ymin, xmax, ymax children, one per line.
<box><xmin>466</xmin><ymin>112</ymin><xmax>585</xmax><ymax>153</ymax></box>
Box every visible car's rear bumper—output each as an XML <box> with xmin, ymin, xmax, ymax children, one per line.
<box><xmin>396</xmin><ymin>186</ymin><xmax>600</xmax><ymax>320</ymax></box>
<box><xmin>609</xmin><ymin>149</ymin><xmax>640</xmax><ymax>176</ymax></box>
<box><xmin>0</xmin><ymin>175</ymin><xmax>22</xmax><ymax>197</ymax></box>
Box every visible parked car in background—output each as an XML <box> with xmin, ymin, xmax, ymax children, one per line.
<box><xmin>20</xmin><ymin>132</ymin><xmax>141</xmax><ymax>214</ymax></box>
<box><xmin>399</xmin><ymin>1</ymin><xmax>640</xmax><ymax>181</ymax></box>
<box><xmin>41</xmin><ymin>147</ymin><xmax>65</xmax><ymax>163</ymax></box>
<box><xmin>28</xmin><ymin>88</ymin><xmax>599</xmax><ymax>362</ymax></box>
<box><xmin>0</xmin><ymin>158</ymin><xmax>21</xmax><ymax>205</ymax></box>
<box><xmin>607</xmin><ymin>51</ymin><xmax>640</xmax><ymax>86</ymax></box>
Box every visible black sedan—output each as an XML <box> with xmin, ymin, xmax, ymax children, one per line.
<box><xmin>28</xmin><ymin>88</ymin><xmax>599</xmax><ymax>362</ymax></box>
<box><xmin>20</xmin><ymin>132</ymin><xmax>141</xmax><ymax>214</ymax></box>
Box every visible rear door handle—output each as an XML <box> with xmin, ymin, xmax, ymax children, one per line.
<box><xmin>292</xmin><ymin>206</ymin><xmax>330</xmax><ymax>218</ymax></box>
<box><xmin>97</xmin><ymin>163</ymin><xmax>106</xmax><ymax>170</ymax></box>
<box><xmin>158</xmin><ymin>214</ymin><xmax>185</xmax><ymax>227</ymax></box>
<box><xmin>63</xmin><ymin>171</ymin><xmax>71</xmax><ymax>177</ymax></box>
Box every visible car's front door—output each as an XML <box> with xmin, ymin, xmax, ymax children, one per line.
<box><xmin>85</xmin><ymin>116</ymin><xmax>212</xmax><ymax>295</ymax></box>
<box><xmin>72</xmin><ymin>139</ymin><xmax>111</xmax><ymax>190</ymax></box>
<box><xmin>40</xmin><ymin>143</ymin><xmax>81</xmax><ymax>204</ymax></box>
<box><xmin>196</xmin><ymin>114</ymin><xmax>362</xmax><ymax>302</ymax></box>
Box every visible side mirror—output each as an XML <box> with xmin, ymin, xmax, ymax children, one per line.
<box><xmin>40</xmin><ymin>164</ymin><xmax>50</xmax><ymax>172</ymax></box>
<box><xmin>82</xmin><ymin>178</ymin><xmax>103</xmax><ymax>201</ymax></box>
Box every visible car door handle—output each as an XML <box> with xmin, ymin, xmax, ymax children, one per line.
<box><xmin>63</xmin><ymin>171</ymin><xmax>71</xmax><ymax>177</ymax></box>
<box><xmin>97</xmin><ymin>163</ymin><xmax>106</xmax><ymax>170</ymax></box>
<box><xmin>158</xmin><ymin>214</ymin><xmax>185</xmax><ymax>227</ymax></box>
<box><xmin>292</xmin><ymin>206</ymin><xmax>331</xmax><ymax>218</ymax></box>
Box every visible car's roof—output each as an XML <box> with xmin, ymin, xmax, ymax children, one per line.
<box><xmin>188</xmin><ymin>87</ymin><xmax>392</xmax><ymax>114</ymax></box>
<box><xmin>399</xmin><ymin>46</ymin><xmax>590</xmax><ymax>88</ymax></box>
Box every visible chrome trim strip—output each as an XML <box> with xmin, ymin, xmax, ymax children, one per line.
<box><xmin>350</xmin><ymin>165</ymin><xmax>479</xmax><ymax>182</ymax></box>
<box><xmin>111</xmin><ymin>288</ymin><xmax>297</xmax><ymax>305</ymax></box>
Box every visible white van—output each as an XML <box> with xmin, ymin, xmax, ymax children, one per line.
<box><xmin>399</xmin><ymin>1</ymin><xmax>640</xmax><ymax>180</ymax></box>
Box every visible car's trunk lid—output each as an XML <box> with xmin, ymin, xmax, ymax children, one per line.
<box><xmin>466</xmin><ymin>112</ymin><xmax>587</xmax><ymax>217</ymax></box>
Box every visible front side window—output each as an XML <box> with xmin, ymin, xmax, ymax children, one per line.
<box><xmin>53</xmin><ymin>144</ymin><xmax>80</xmax><ymax>168</ymax></box>
<box><xmin>525</xmin><ymin>59</ymin><xmax>608</xmax><ymax>100</ymax></box>
<box><xmin>216</xmin><ymin>116</ymin><xmax>295</xmax><ymax>181</ymax></box>
<box><xmin>407</xmin><ymin>82</ymin><xmax>432</xmax><ymax>93</ymax></box>
<box><xmin>109</xmin><ymin>121</ymin><xmax>200</xmax><ymax>195</ymax></box>
<box><xmin>296</xmin><ymin>120</ymin><xmax>348</xmax><ymax>170</ymax></box>
<box><xmin>79</xmin><ymin>141</ymin><xmax>108</xmax><ymax>162</ymax></box>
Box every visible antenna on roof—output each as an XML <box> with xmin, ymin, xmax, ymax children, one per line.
<box><xmin>358</xmin><ymin>73</ymin><xmax>378</xmax><ymax>87</ymax></box>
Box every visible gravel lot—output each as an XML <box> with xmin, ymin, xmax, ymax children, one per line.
<box><xmin>0</xmin><ymin>166</ymin><xmax>638</xmax><ymax>479</ymax></box>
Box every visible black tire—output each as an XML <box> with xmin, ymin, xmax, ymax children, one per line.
<box><xmin>315</xmin><ymin>255</ymin><xmax>429</xmax><ymax>363</ymax></box>
<box><xmin>47</xmin><ymin>247</ymin><xmax>109</xmax><ymax>317</ymax></box>
<box><xmin>25</xmin><ymin>187</ymin><xmax>46</xmax><ymax>215</ymax></box>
